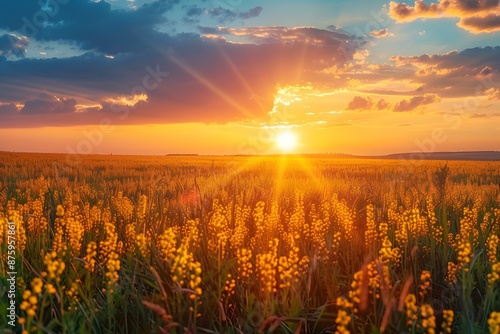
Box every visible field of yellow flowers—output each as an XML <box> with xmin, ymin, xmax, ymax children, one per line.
<box><xmin>1</xmin><ymin>152</ymin><xmax>499</xmax><ymax>333</ymax></box>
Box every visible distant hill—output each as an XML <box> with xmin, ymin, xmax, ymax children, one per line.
<box><xmin>382</xmin><ymin>151</ymin><xmax>500</xmax><ymax>161</ymax></box>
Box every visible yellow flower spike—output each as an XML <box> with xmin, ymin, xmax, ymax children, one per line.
<box><xmin>419</xmin><ymin>270</ymin><xmax>432</xmax><ymax>299</ymax></box>
<box><xmin>83</xmin><ymin>241</ymin><xmax>97</xmax><ymax>273</ymax></box>
<box><xmin>442</xmin><ymin>309</ymin><xmax>454</xmax><ymax>333</ymax></box>
<box><xmin>31</xmin><ymin>278</ymin><xmax>43</xmax><ymax>295</ymax></box>
<box><xmin>488</xmin><ymin>311</ymin><xmax>500</xmax><ymax>334</ymax></box>
<box><xmin>420</xmin><ymin>304</ymin><xmax>436</xmax><ymax>334</ymax></box>
<box><xmin>405</xmin><ymin>294</ymin><xmax>418</xmax><ymax>326</ymax></box>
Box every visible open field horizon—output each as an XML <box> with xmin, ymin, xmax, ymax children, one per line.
<box><xmin>1</xmin><ymin>150</ymin><xmax>500</xmax><ymax>161</ymax></box>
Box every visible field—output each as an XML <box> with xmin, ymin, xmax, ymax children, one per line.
<box><xmin>1</xmin><ymin>152</ymin><xmax>500</xmax><ymax>333</ymax></box>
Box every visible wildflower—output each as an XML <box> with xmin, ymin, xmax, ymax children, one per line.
<box><xmin>31</xmin><ymin>278</ymin><xmax>43</xmax><ymax>295</ymax></box>
<box><xmin>348</xmin><ymin>270</ymin><xmax>363</xmax><ymax>313</ymax></box>
<box><xmin>365</xmin><ymin>204</ymin><xmax>377</xmax><ymax>251</ymax></box>
<box><xmin>67</xmin><ymin>280</ymin><xmax>81</xmax><ymax>311</ymax></box>
<box><xmin>442</xmin><ymin>309</ymin><xmax>454</xmax><ymax>333</ymax></box>
<box><xmin>278</xmin><ymin>236</ymin><xmax>300</xmax><ymax>289</ymax></box>
<box><xmin>105</xmin><ymin>251</ymin><xmax>121</xmax><ymax>293</ymax></box>
<box><xmin>488</xmin><ymin>263</ymin><xmax>500</xmax><ymax>285</ymax></box>
<box><xmin>335</xmin><ymin>297</ymin><xmax>352</xmax><ymax>334</ymax></box>
<box><xmin>137</xmin><ymin>194</ymin><xmax>147</xmax><ymax>224</ymax></box>
<box><xmin>447</xmin><ymin>262</ymin><xmax>458</xmax><ymax>284</ymax></box>
<box><xmin>488</xmin><ymin>311</ymin><xmax>500</xmax><ymax>334</ymax></box>
<box><xmin>405</xmin><ymin>294</ymin><xmax>418</xmax><ymax>326</ymax></box>
<box><xmin>419</xmin><ymin>270</ymin><xmax>432</xmax><ymax>299</ymax></box>
<box><xmin>136</xmin><ymin>232</ymin><xmax>151</xmax><ymax>260</ymax></box>
<box><xmin>83</xmin><ymin>241</ymin><xmax>97</xmax><ymax>273</ymax></box>
<box><xmin>456</xmin><ymin>239</ymin><xmax>472</xmax><ymax>272</ymax></box>
<box><xmin>46</xmin><ymin>283</ymin><xmax>57</xmax><ymax>294</ymax></box>
<box><xmin>158</xmin><ymin>227</ymin><xmax>177</xmax><ymax>263</ymax></box>
<box><xmin>256</xmin><ymin>239</ymin><xmax>279</xmax><ymax>293</ymax></box>
<box><xmin>20</xmin><ymin>289</ymin><xmax>38</xmax><ymax>318</ymax></box>
<box><xmin>42</xmin><ymin>251</ymin><xmax>65</xmax><ymax>282</ymax></box>
<box><xmin>223</xmin><ymin>273</ymin><xmax>236</xmax><ymax>297</ymax></box>
<box><xmin>379</xmin><ymin>237</ymin><xmax>400</xmax><ymax>265</ymax></box>
<box><xmin>66</xmin><ymin>217</ymin><xmax>84</xmax><ymax>256</ymax></box>
<box><xmin>125</xmin><ymin>223</ymin><xmax>137</xmax><ymax>253</ymax></box>
<box><xmin>420</xmin><ymin>304</ymin><xmax>436</xmax><ymax>334</ymax></box>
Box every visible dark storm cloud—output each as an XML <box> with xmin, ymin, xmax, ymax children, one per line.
<box><xmin>0</xmin><ymin>0</ymin><xmax>179</xmax><ymax>55</ymax></box>
<box><xmin>20</xmin><ymin>93</ymin><xmax>77</xmax><ymax>114</ymax></box>
<box><xmin>0</xmin><ymin>34</ymin><xmax>29</xmax><ymax>58</ymax></box>
<box><xmin>38</xmin><ymin>0</ymin><xmax>179</xmax><ymax>54</ymax></box>
<box><xmin>0</xmin><ymin>103</ymin><xmax>18</xmax><ymax>114</ymax></box>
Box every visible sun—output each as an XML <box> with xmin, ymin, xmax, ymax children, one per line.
<box><xmin>275</xmin><ymin>130</ymin><xmax>298</xmax><ymax>152</ymax></box>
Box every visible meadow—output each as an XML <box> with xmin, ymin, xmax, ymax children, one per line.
<box><xmin>0</xmin><ymin>152</ymin><xmax>499</xmax><ymax>333</ymax></box>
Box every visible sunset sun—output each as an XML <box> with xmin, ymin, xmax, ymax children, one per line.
<box><xmin>276</xmin><ymin>130</ymin><xmax>298</xmax><ymax>152</ymax></box>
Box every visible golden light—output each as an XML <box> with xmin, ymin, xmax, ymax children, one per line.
<box><xmin>275</xmin><ymin>130</ymin><xmax>298</xmax><ymax>152</ymax></box>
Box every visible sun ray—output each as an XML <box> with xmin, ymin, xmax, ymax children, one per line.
<box><xmin>214</xmin><ymin>45</ymin><xmax>269</xmax><ymax>115</ymax></box>
<box><xmin>167</xmin><ymin>54</ymin><xmax>257</xmax><ymax>120</ymax></box>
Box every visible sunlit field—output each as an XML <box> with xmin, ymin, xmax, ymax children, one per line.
<box><xmin>1</xmin><ymin>152</ymin><xmax>500</xmax><ymax>333</ymax></box>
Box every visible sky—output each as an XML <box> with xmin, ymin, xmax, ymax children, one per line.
<box><xmin>0</xmin><ymin>0</ymin><xmax>499</xmax><ymax>155</ymax></box>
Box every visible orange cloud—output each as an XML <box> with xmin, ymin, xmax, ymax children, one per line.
<box><xmin>346</xmin><ymin>96</ymin><xmax>391</xmax><ymax>111</ymax></box>
<box><xmin>370</xmin><ymin>28</ymin><xmax>394</xmax><ymax>38</ymax></box>
<box><xmin>393</xmin><ymin>93</ymin><xmax>441</xmax><ymax>112</ymax></box>
<box><xmin>389</xmin><ymin>0</ymin><xmax>500</xmax><ymax>33</ymax></box>
<box><xmin>457</xmin><ymin>13</ymin><xmax>500</xmax><ymax>33</ymax></box>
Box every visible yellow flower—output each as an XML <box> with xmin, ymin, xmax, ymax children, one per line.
<box><xmin>56</xmin><ymin>205</ymin><xmax>65</xmax><ymax>217</ymax></box>
<box><xmin>420</xmin><ymin>304</ymin><xmax>436</xmax><ymax>334</ymax></box>
<box><xmin>46</xmin><ymin>283</ymin><xmax>57</xmax><ymax>294</ymax></box>
<box><xmin>405</xmin><ymin>294</ymin><xmax>418</xmax><ymax>326</ymax></box>
<box><xmin>31</xmin><ymin>278</ymin><xmax>43</xmax><ymax>295</ymax></box>
<box><xmin>488</xmin><ymin>311</ymin><xmax>500</xmax><ymax>334</ymax></box>
<box><xmin>442</xmin><ymin>309</ymin><xmax>454</xmax><ymax>333</ymax></box>
<box><xmin>419</xmin><ymin>270</ymin><xmax>432</xmax><ymax>299</ymax></box>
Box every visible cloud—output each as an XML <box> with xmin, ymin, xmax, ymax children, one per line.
<box><xmin>478</xmin><ymin>65</ymin><xmax>495</xmax><ymax>76</ymax></box>
<box><xmin>388</xmin><ymin>0</ymin><xmax>500</xmax><ymax>33</ymax></box>
<box><xmin>385</xmin><ymin>47</ymin><xmax>500</xmax><ymax>98</ymax></box>
<box><xmin>0</xmin><ymin>103</ymin><xmax>18</xmax><ymax>113</ymax></box>
<box><xmin>457</xmin><ymin>13</ymin><xmax>500</xmax><ymax>33</ymax></box>
<box><xmin>370</xmin><ymin>28</ymin><xmax>393</xmax><ymax>38</ymax></box>
<box><xmin>184</xmin><ymin>5</ymin><xmax>262</xmax><ymax>23</ymax></box>
<box><xmin>201</xmin><ymin>26</ymin><xmax>365</xmax><ymax>51</ymax></box>
<box><xmin>0</xmin><ymin>0</ymin><xmax>180</xmax><ymax>55</ymax></box>
<box><xmin>346</xmin><ymin>96</ymin><xmax>373</xmax><ymax>110</ymax></box>
<box><xmin>486</xmin><ymin>88</ymin><xmax>500</xmax><ymax>99</ymax></box>
<box><xmin>393</xmin><ymin>93</ymin><xmax>441</xmax><ymax>112</ymax></box>
<box><xmin>19</xmin><ymin>94</ymin><xmax>77</xmax><ymax>115</ymax></box>
<box><xmin>0</xmin><ymin>34</ymin><xmax>29</xmax><ymax>58</ymax></box>
<box><xmin>469</xmin><ymin>113</ymin><xmax>488</xmax><ymax>118</ymax></box>
<box><xmin>376</xmin><ymin>99</ymin><xmax>391</xmax><ymax>109</ymax></box>
<box><xmin>0</xmin><ymin>27</ymin><xmax>363</xmax><ymax>127</ymax></box>
<box><xmin>239</xmin><ymin>6</ymin><xmax>263</xmax><ymax>19</ymax></box>
<box><xmin>345</xmin><ymin>96</ymin><xmax>391</xmax><ymax>111</ymax></box>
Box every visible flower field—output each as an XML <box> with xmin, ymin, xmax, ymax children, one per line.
<box><xmin>1</xmin><ymin>152</ymin><xmax>499</xmax><ymax>333</ymax></box>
